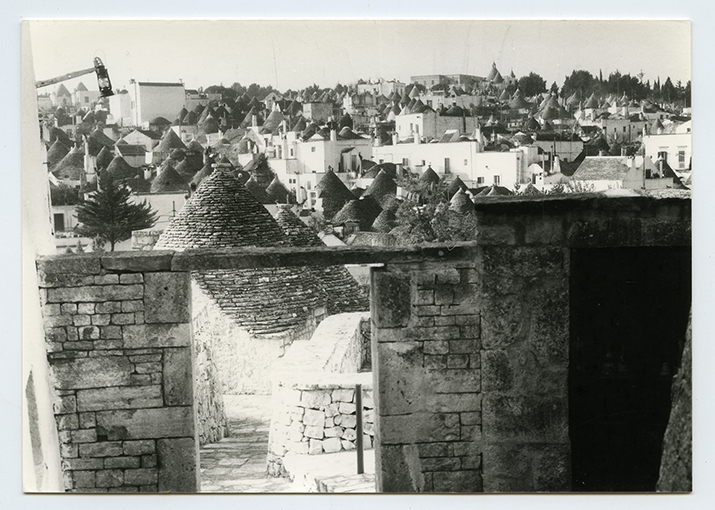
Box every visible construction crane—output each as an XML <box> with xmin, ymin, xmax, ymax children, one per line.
<box><xmin>35</xmin><ymin>57</ymin><xmax>114</xmax><ymax>97</ymax></box>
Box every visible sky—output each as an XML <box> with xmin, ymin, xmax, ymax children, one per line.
<box><xmin>28</xmin><ymin>20</ymin><xmax>691</xmax><ymax>95</ymax></box>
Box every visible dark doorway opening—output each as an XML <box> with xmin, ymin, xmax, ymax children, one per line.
<box><xmin>569</xmin><ymin>246</ymin><xmax>691</xmax><ymax>492</ymax></box>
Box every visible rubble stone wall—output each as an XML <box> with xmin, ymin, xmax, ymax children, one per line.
<box><xmin>267</xmin><ymin>312</ymin><xmax>372</xmax><ymax>474</ymax></box>
<box><xmin>131</xmin><ymin>231</ymin><xmax>162</xmax><ymax>251</ymax></box>
<box><xmin>267</xmin><ymin>375</ymin><xmax>374</xmax><ymax>476</ymax></box>
<box><xmin>36</xmin><ymin>253</ymin><xmax>199</xmax><ymax>493</ymax></box>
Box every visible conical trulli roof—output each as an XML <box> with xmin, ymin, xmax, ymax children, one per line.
<box><xmin>363</xmin><ymin>169</ymin><xmax>397</xmax><ymax>209</ymax></box>
<box><xmin>156</xmin><ymin>169</ymin><xmax>286</xmax><ymax>250</ymax></box>
<box><xmin>244</xmin><ymin>176</ymin><xmax>271</xmax><ymax>204</ymax></box>
<box><xmin>104</xmin><ymin>155</ymin><xmax>136</xmax><ymax>183</ymax></box>
<box><xmin>190</xmin><ymin>161</ymin><xmax>214</xmax><ymax>188</ymax></box>
<box><xmin>420</xmin><ymin>166</ymin><xmax>440</xmax><ymax>185</ymax></box>
<box><xmin>155</xmin><ymin>129</ymin><xmax>187</xmax><ymax>152</ymax></box>
<box><xmin>174</xmin><ymin>158</ymin><xmax>202</xmax><ymax>181</ymax></box>
<box><xmin>150</xmin><ymin>164</ymin><xmax>188</xmax><ymax>193</ymax></box>
<box><xmin>265</xmin><ymin>176</ymin><xmax>291</xmax><ymax>204</ymax></box>
<box><xmin>371</xmin><ymin>208</ymin><xmax>398</xmax><ymax>233</ymax></box>
<box><xmin>446</xmin><ymin>176</ymin><xmax>468</xmax><ymax>199</ymax></box>
<box><xmin>316</xmin><ymin>170</ymin><xmax>355</xmax><ymax>220</ymax></box>
<box><xmin>274</xmin><ymin>206</ymin><xmax>369</xmax><ymax>315</ymax></box>
<box><xmin>46</xmin><ymin>140</ymin><xmax>71</xmax><ymax>172</ymax></box>
<box><xmin>332</xmin><ymin>196</ymin><xmax>382</xmax><ymax>232</ymax></box>
<box><xmin>155</xmin><ymin>170</ymin><xmax>326</xmax><ymax>336</ymax></box>
<box><xmin>52</xmin><ymin>146</ymin><xmax>84</xmax><ymax>181</ymax></box>
<box><xmin>449</xmin><ymin>188</ymin><xmax>475</xmax><ymax>214</ymax></box>
<box><xmin>96</xmin><ymin>146</ymin><xmax>114</xmax><ymax>171</ymax></box>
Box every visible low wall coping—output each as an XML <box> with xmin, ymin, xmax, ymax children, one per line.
<box><xmin>279</xmin><ymin>372</ymin><xmax>373</xmax><ymax>390</ymax></box>
<box><xmin>37</xmin><ymin>243</ymin><xmax>478</xmax><ymax>274</ymax></box>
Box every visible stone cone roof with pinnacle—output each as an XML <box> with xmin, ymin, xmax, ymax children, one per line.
<box><xmin>265</xmin><ymin>176</ymin><xmax>291</xmax><ymax>204</ymax></box>
<box><xmin>316</xmin><ymin>170</ymin><xmax>355</xmax><ymax>220</ymax></box>
<box><xmin>371</xmin><ymin>208</ymin><xmax>398</xmax><ymax>233</ymax></box>
<box><xmin>155</xmin><ymin>128</ymin><xmax>187</xmax><ymax>152</ymax></box>
<box><xmin>150</xmin><ymin>164</ymin><xmax>188</xmax><ymax>193</ymax></box>
<box><xmin>446</xmin><ymin>176</ymin><xmax>469</xmax><ymax>199</ymax></box>
<box><xmin>363</xmin><ymin>169</ymin><xmax>397</xmax><ymax>209</ymax></box>
<box><xmin>332</xmin><ymin>196</ymin><xmax>382</xmax><ymax>232</ymax></box>
<box><xmin>419</xmin><ymin>166</ymin><xmax>440</xmax><ymax>185</ymax></box>
<box><xmin>96</xmin><ymin>146</ymin><xmax>114</xmax><ymax>171</ymax></box>
<box><xmin>274</xmin><ymin>206</ymin><xmax>368</xmax><ymax>315</ymax></box>
<box><xmin>104</xmin><ymin>155</ymin><xmax>137</xmax><ymax>182</ymax></box>
<box><xmin>155</xmin><ymin>170</ymin><xmax>326</xmax><ymax>336</ymax></box>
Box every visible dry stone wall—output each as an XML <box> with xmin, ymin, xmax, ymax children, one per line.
<box><xmin>36</xmin><ymin>253</ymin><xmax>198</xmax><ymax>493</ymax></box>
<box><xmin>268</xmin><ymin>312</ymin><xmax>373</xmax><ymax>474</ymax></box>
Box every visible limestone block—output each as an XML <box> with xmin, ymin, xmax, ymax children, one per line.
<box><xmin>424</xmin><ymin>341</ymin><xmax>449</xmax><ymax>355</ymax></box>
<box><xmin>341</xmin><ymin>440</ymin><xmax>356</xmax><ymax>451</ymax></box>
<box><xmin>303</xmin><ymin>408</ymin><xmax>325</xmax><ymax>427</ymax></box>
<box><xmin>91</xmin><ymin>314</ymin><xmax>111</xmax><ymax>326</ymax></box>
<box><xmin>123</xmin><ymin>440</ymin><xmax>156</xmax><ymax>456</ymax></box>
<box><xmin>120</xmin><ymin>274</ymin><xmax>144</xmax><ymax>284</ymax></box>
<box><xmin>143</xmin><ymin>272</ymin><xmax>190</xmax><ymax>324</ymax></box>
<box><xmin>55</xmin><ymin>413</ymin><xmax>79</xmax><ymax>430</ymax></box>
<box><xmin>135</xmin><ymin>362</ymin><xmax>162</xmax><ymax>374</ymax></box>
<box><xmin>338</xmin><ymin>402</ymin><xmax>356</xmax><ymax>414</ymax></box>
<box><xmin>380</xmin><ymin>412</ymin><xmax>460</xmax><ymax>444</ymax></box>
<box><xmin>340</xmin><ymin>415</ymin><xmax>357</xmax><ymax>428</ymax></box>
<box><xmin>100</xmin><ymin>251</ymin><xmax>172</xmax><ymax>272</ymax></box>
<box><xmin>308</xmin><ymin>439</ymin><xmax>323</xmax><ymax>455</ymax></box>
<box><xmin>96</xmin><ymin>302</ymin><xmax>122</xmax><ymax>314</ymax></box>
<box><xmin>421</xmin><ymin>457</ymin><xmax>460</xmax><ymax>472</ymax></box>
<box><xmin>95</xmin><ymin>407</ymin><xmax>194</xmax><ymax>440</ymax></box>
<box><xmin>528</xmin><ymin>286</ymin><xmax>569</xmax><ymax>365</ymax></box>
<box><xmin>304</xmin><ymin>425</ymin><xmax>323</xmax><ymax>439</ymax></box>
<box><xmin>324</xmin><ymin>403</ymin><xmax>340</xmax><ymax>418</ymax></box>
<box><xmin>63</xmin><ymin>458</ymin><xmax>103</xmax><ymax>470</ymax></box>
<box><xmin>79</xmin><ymin>441</ymin><xmax>123</xmax><ymax>457</ymax></box>
<box><xmin>123</xmin><ymin>468</ymin><xmax>158</xmax><ymax>486</ymax></box>
<box><xmin>100</xmin><ymin>326</ymin><xmax>122</xmax><ymax>339</ymax></box>
<box><xmin>54</xmin><ymin>395</ymin><xmax>76</xmax><ymax>414</ymax></box>
<box><xmin>51</xmin><ymin>356</ymin><xmax>132</xmax><ymax>390</ymax></box>
<box><xmin>342</xmin><ymin>428</ymin><xmax>357</xmax><ymax>441</ymax></box>
<box><xmin>300</xmin><ymin>390</ymin><xmax>331</xmax><ymax>409</ymax></box>
<box><xmin>163</xmin><ymin>348</ymin><xmax>193</xmax><ymax>406</ymax></box>
<box><xmin>482</xmin><ymin>395</ymin><xmax>568</xmax><ymax>443</ymax></box>
<box><xmin>372</xmin><ymin>271</ymin><xmax>411</xmax><ymax>328</ymax></box>
<box><xmin>95</xmin><ymin>469</ymin><xmax>123</xmax><ymax>488</ymax></box>
<box><xmin>104</xmin><ymin>456</ymin><xmax>141</xmax><ymax>469</ymax></box>
<box><xmin>111</xmin><ymin>313</ymin><xmax>135</xmax><ymax>325</ymax></box>
<box><xmin>417</xmin><ymin>442</ymin><xmax>450</xmax><ymax>458</ymax></box>
<box><xmin>432</xmin><ymin>470</ymin><xmax>482</xmax><ymax>492</ymax></box>
<box><xmin>123</xmin><ymin>323</ymin><xmax>191</xmax><ymax>349</ymax></box>
<box><xmin>331</xmin><ymin>389</ymin><xmax>354</xmax><ymax>403</ymax></box>
<box><xmin>61</xmin><ymin>304</ymin><xmax>77</xmax><ymax>315</ymax></box>
<box><xmin>71</xmin><ymin>470</ymin><xmax>96</xmax><ymax>488</ymax></box>
<box><xmin>70</xmin><ymin>429</ymin><xmax>96</xmax><ymax>443</ymax></box>
<box><xmin>323</xmin><ymin>437</ymin><xmax>342</xmax><ymax>453</ymax></box>
<box><xmin>157</xmin><ymin>438</ymin><xmax>198</xmax><ymax>493</ymax></box>
<box><xmin>480</xmin><ymin>295</ymin><xmax>525</xmax><ymax>350</ymax></box>
<box><xmin>76</xmin><ymin>385</ymin><xmax>163</xmax><ymax>412</ymax></box>
<box><xmin>363</xmin><ymin>410</ymin><xmax>375</xmax><ymax>423</ymax></box>
<box><xmin>460</xmin><ymin>412</ymin><xmax>481</xmax><ymax>426</ymax></box>
<box><xmin>94</xmin><ymin>274</ymin><xmax>119</xmax><ymax>285</ymax></box>
<box><xmin>377</xmin><ymin>444</ymin><xmax>424</xmax><ymax>492</ymax></box>
<box><xmin>37</xmin><ymin>254</ymin><xmax>101</xmax><ymax>277</ymax></box>
<box><xmin>47</xmin><ymin>284</ymin><xmax>143</xmax><ymax>304</ymax></box>
<box><xmin>434</xmin><ymin>268</ymin><xmax>461</xmax><ymax>285</ymax></box>
<box><xmin>324</xmin><ymin>426</ymin><xmax>342</xmax><ymax>438</ymax></box>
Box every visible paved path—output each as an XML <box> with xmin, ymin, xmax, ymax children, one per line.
<box><xmin>200</xmin><ymin>395</ymin><xmax>294</xmax><ymax>493</ymax></box>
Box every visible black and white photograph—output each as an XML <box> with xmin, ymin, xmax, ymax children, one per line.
<box><xmin>17</xmin><ymin>15</ymin><xmax>703</xmax><ymax>503</ymax></box>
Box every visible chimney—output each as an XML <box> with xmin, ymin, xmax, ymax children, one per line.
<box><xmin>144</xmin><ymin>167</ymin><xmax>152</xmax><ymax>180</ymax></box>
<box><xmin>392</xmin><ymin>132</ymin><xmax>398</xmax><ymax>145</ymax></box>
<box><xmin>330</xmin><ymin>125</ymin><xmax>337</xmax><ymax>142</ymax></box>
<box><xmin>251</xmin><ymin>115</ymin><xmax>257</xmax><ymax>128</ymax></box>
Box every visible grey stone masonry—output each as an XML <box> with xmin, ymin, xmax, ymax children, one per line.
<box><xmin>37</xmin><ymin>254</ymin><xmax>197</xmax><ymax>493</ymax></box>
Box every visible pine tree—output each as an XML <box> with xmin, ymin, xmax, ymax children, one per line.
<box><xmin>74</xmin><ymin>180</ymin><xmax>157</xmax><ymax>251</ymax></box>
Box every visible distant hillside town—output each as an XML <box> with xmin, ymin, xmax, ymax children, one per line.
<box><xmin>39</xmin><ymin>64</ymin><xmax>691</xmax><ymax>253</ymax></box>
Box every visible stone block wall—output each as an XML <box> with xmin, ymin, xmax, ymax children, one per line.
<box><xmin>36</xmin><ymin>254</ymin><xmax>198</xmax><ymax>493</ymax></box>
<box><xmin>268</xmin><ymin>375</ymin><xmax>374</xmax><ymax>476</ymax></box>
<box><xmin>371</xmin><ymin>261</ymin><xmax>483</xmax><ymax>493</ymax></box>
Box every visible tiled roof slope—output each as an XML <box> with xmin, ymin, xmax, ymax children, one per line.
<box><xmin>156</xmin><ymin>170</ymin><xmax>326</xmax><ymax>336</ymax></box>
<box><xmin>572</xmin><ymin>157</ymin><xmax>630</xmax><ymax>181</ymax></box>
<box><xmin>274</xmin><ymin>206</ymin><xmax>368</xmax><ymax>315</ymax></box>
